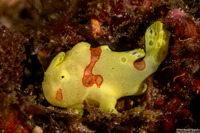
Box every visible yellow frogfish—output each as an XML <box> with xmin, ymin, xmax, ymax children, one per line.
<box><xmin>42</xmin><ymin>21</ymin><xmax>170</xmax><ymax>113</ymax></box>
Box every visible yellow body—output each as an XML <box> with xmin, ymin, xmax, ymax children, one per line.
<box><xmin>42</xmin><ymin>21</ymin><xmax>170</xmax><ymax>113</ymax></box>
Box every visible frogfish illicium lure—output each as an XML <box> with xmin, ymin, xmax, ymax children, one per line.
<box><xmin>42</xmin><ymin>21</ymin><xmax>170</xmax><ymax>113</ymax></box>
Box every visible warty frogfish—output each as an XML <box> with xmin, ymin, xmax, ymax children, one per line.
<box><xmin>42</xmin><ymin>21</ymin><xmax>170</xmax><ymax>113</ymax></box>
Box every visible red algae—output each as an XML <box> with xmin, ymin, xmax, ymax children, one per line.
<box><xmin>165</xmin><ymin>8</ymin><xmax>200</xmax><ymax>93</ymax></box>
<box><xmin>0</xmin><ymin>93</ymin><xmax>30</xmax><ymax>133</ymax></box>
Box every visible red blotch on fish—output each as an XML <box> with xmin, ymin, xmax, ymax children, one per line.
<box><xmin>55</xmin><ymin>88</ymin><xmax>63</xmax><ymax>101</ymax></box>
<box><xmin>133</xmin><ymin>60</ymin><xmax>146</xmax><ymax>71</ymax></box>
<box><xmin>82</xmin><ymin>47</ymin><xmax>103</xmax><ymax>88</ymax></box>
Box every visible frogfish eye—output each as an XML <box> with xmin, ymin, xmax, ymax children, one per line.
<box><xmin>58</xmin><ymin>74</ymin><xmax>67</xmax><ymax>81</ymax></box>
<box><xmin>57</xmin><ymin>71</ymin><xmax>68</xmax><ymax>82</ymax></box>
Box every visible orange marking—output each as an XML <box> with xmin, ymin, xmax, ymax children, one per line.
<box><xmin>55</xmin><ymin>88</ymin><xmax>63</xmax><ymax>101</ymax></box>
<box><xmin>133</xmin><ymin>60</ymin><xmax>146</xmax><ymax>71</ymax></box>
<box><xmin>82</xmin><ymin>47</ymin><xmax>103</xmax><ymax>88</ymax></box>
<box><xmin>95</xmin><ymin>75</ymin><xmax>103</xmax><ymax>88</ymax></box>
<box><xmin>91</xmin><ymin>19</ymin><xmax>101</xmax><ymax>38</ymax></box>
